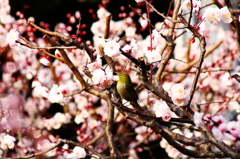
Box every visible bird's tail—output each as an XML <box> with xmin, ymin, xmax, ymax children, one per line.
<box><xmin>130</xmin><ymin>101</ymin><xmax>142</xmax><ymax>111</ymax></box>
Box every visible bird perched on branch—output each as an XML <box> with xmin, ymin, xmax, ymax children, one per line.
<box><xmin>116</xmin><ymin>72</ymin><xmax>142</xmax><ymax>111</ymax></box>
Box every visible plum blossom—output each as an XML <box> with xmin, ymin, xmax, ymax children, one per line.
<box><xmin>125</xmin><ymin>26</ymin><xmax>136</xmax><ymax>38</ymax></box>
<box><xmin>48</xmin><ymin>84</ymin><xmax>68</xmax><ymax>104</ymax></box>
<box><xmin>151</xmin><ymin>29</ymin><xmax>162</xmax><ymax>48</ymax></box>
<box><xmin>45</xmin><ymin>112</ymin><xmax>71</xmax><ymax>130</ymax></box>
<box><xmin>0</xmin><ymin>134</ymin><xmax>16</xmax><ymax>149</ymax></box>
<box><xmin>88</xmin><ymin>119</ymin><xmax>100</xmax><ymax>129</ymax></box>
<box><xmin>154</xmin><ymin>100</ymin><xmax>172</xmax><ymax>121</ymax></box>
<box><xmin>37</xmin><ymin>139</ymin><xmax>56</xmax><ymax>157</ymax></box>
<box><xmin>6</xmin><ymin>29</ymin><xmax>19</xmax><ymax>47</ymax></box>
<box><xmin>145</xmin><ymin>48</ymin><xmax>162</xmax><ymax>63</ymax></box>
<box><xmin>74</xmin><ymin>109</ymin><xmax>89</xmax><ymax>124</ymax></box>
<box><xmin>97</xmin><ymin>7</ymin><xmax>110</xmax><ymax>19</ymax></box>
<box><xmin>88</xmin><ymin>55</ymin><xmax>102</xmax><ymax>72</ymax></box>
<box><xmin>170</xmin><ymin>83</ymin><xmax>190</xmax><ymax>106</ymax></box>
<box><xmin>219</xmin><ymin>6</ymin><xmax>232</xmax><ymax>23</ymax></box>
<box><xmin>103</xmin><ymin>40</ymin><xmax>121</xmax><ymax>57</ymax></box>
<box><xmin>203</xmin><ymin>7</ymin><xmax>221</xmax><ymax>24</ymax></box>
<box><xmin>40</xmin><ymin>56</ymin><xmax>50</xmax><ymax>66</ymax></box>
<box><xmin>64</xmin><ymin>146</ymin><xmax>86</xmax><ymax>159</ymax></box>
<box><xmin>48</xmin><ymin>85</ymin><xmax>63</xmax><ymax>103</ymax></box>
<box><xmin>181</xmin><ymin>0</ymin><xmax>202</xmax><ymax>12</ymax></box>
<box><xmin>193</xmin><ymin>111</ymin><xmax>204</xmax><ymax>127</ymax></box>
<box><xmin>140</xmin><ymin>19</ymin><xmax>148</xmax><ymax>29</ymax></box>
<box><xmin>135</xmin><ymin>0</ymin><xmax>144</xmax><ymax>3</ymax></box>
<box><xmin>92</xmin><ymin>69</ymin><xmax>105</xmax><ymax>84</ymax></box>
<box><xmin>212</xmin><ymin>126</ymin><xmax>224</xmax><ymax>141</ymax></box>
<box><xmin>128</xmin><ymin>149</ymin><xmax>138</xmax><ymax>159</ymax></box>
<box><xmin>181</xmin><ymin>0</ymin><xmax>191</xmax><ymax>11</ymax></box>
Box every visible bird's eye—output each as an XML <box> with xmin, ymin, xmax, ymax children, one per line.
<box><xmin>119</xmin><ymin>74</ymin><xmax>122</xmax><ymax>77</ymax></box>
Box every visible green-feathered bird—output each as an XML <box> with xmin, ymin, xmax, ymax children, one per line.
<box><xmin>117</xmin><ymin>72</ymin><xmax>142</xmax><ymax>111</ymax></box>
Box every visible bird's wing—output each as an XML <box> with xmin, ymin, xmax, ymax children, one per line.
<box><xmin>124</xmin><ymin>83</ymin><xmax>138</xmax><ymax>101</ymax></box>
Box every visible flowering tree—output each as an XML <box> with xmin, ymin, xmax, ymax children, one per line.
<box><xmin>0</xmin><ymin>0</ymin><xmax>240</xmax><ymax>158</ymax></box>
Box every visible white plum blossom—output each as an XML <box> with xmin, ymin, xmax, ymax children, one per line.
<box><xmin>125</xmin><ymin>26</ymin><xmax>136</xmax><ymax>37</ymax></box>
<box><xmin>92</xmin><ymin>69</ymin><xmax>105</xmax><ymax>84</ymax></box>
<box><xmin>0</xmin><ymin>134</ymin><xmax>16</xmax><ymax>149</ymax></box>
<box><xmin>73</xmin><ymin>146</ymin><xmax>86</xmax><ymax>158</ymax></box>
<box><xmin>181</xmin><ymin>0</ymin><xmax>201</xmax><ymax>12</ymax></box>
<box><xmin>145</xmin><ymin>48</ymin><xmax>161</xmax><ymax>63</ymax></box>
<box><xmin>97</xmin><ymin>7</ymin><xmax>110</xmax><ymax>19</ymax></box>
<box><xmin>181</xmin><ymin>0</ymin><xmax>191</xmax><ymax>11</ymax></box>
<box><xmin>219</xmin><ymin>6</ymin><xmax>232</xmax><ymax>23</ymax></box>
<box><xmin>140</xmin><ymin>19</ymin><xmax>148</xmax><ymax>28</ymax></box>
<box><xmin>203</xmin><ymin>7</ymin><xmax>221</xmax><ymax>24</ymax></box>
<box><xmin>40</xmin><ymin>57</ymin><xmax>50</xmax><ymax>66</ymax></box>
<box><xmin>6</xmin><ymin>29</ymin><xmax>19</xmax><ymax>47</ymax></box>
<box><xmin>64</xmin><ymin>146</ymin><xmax>86</xmax><ymax>159</ymax></box>
<box><xmin>170</xmin><ymin>83</ymin><xmax>190</xmax><ymax>106</ymax></box>
<box><xmin>53</xmin><ymin>112</ymin><xmax>68</xmax><ymax>124</ymax></box>
<box><xmin>88</xmin><ymin>119</ymin><xmax>100</xmax><ymax>129</ymax></box>
<box><xmin>48</xmin><ymin>84</ymin><xmax>64</xmax><ymax>104</ymax></box>
<box><xmin>103</xmin><ymin>40</ymin><xmax>121</xmax><ymax>57</ymax></box>
<box><xmin>74</xmin><ymin>109</ymin><xmax>89</xmax><ymax>124</ymax></box>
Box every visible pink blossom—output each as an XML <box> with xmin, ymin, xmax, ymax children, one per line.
<box><xmin>212</xmin><ymin>126</ymin><xmax>224</xmax><ymax>141</ymax></box>
<box><xmin>154</xmin><ymin>100</ymin><xmax>172</xmax><ymax>121</ymax></box>
<box><xmin>170</xmin><ymin>83</ymin><xmax>190</xmax><ymax>106</ymax></box>
<box><xmin>193</xmin><ymin>111</ymin><xmax>204</xmax><ymax>127</ymax></box>
<box><xmin>88</xmin><ymin>55</ymin><xmax>102</xmax><ymax>72</ymax></box>
<box><xmin>101</xmin><ymin>74</ymin><xmax>113</xmax><ymax>88</ymax></box>
<box><xmin>37</xmin><ymin>139</ymin><xmax>57</xmax><ymax>157</ymax></box>
<box><xmin>218</xmin><ymin>123</ymin><xmax>227</xmax><ymax>133</ymax></box>
<box><xmin>212</xmin><ymin>115</ymin><xmax>226</xmax><ymax>124</ymax></box>
<box><xmin>75</xmin><ymin>11</ymin><xmax>81</xmax><ymax>19</ymax></box>
<box><xmin>135</xmin><ymin>126</ymin><xmax>148</xmax><ymax>134</ymax></box>
<box><xmin>140</xmin><ymin>19</ymin><xmax>148</xmax><ymax>29</ymax></box>
<box><xmin>162</xmin><ymin>111</ymin><xmax>171</xmax><ymax>122</ymax></box>
<box><xmin>4</xmin><ymin>61</ymin><xmax>18</xmax><ymax>73</ymax></box>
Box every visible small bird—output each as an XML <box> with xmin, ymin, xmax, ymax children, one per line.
<box><xmin>116</xmin><ymin>72</ymin><xmax>142</xmax><ymax>111</ymax></box>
